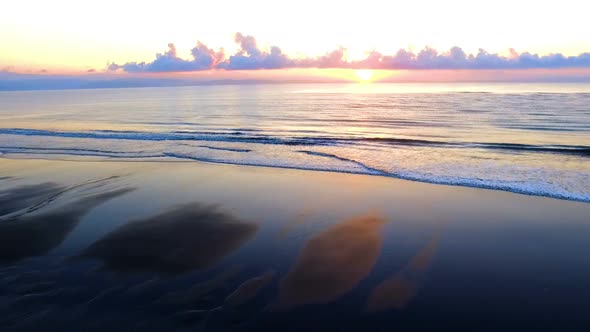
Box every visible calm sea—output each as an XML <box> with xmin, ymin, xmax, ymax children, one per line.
<box><xmin>1</xmin><ymin>83</ymin><xmax>589</xmax><ymax>201</ymax></box>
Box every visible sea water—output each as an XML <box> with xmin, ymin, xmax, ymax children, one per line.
<box><xmin>1</xmin><ymin>83</ymin><xmax>589</xmax><ymax>201</ymax></box>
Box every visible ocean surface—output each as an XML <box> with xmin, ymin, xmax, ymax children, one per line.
<box><xmin>1</xmin><ymin>83</ymin><xmax>589</xmax><ymax>202</ymax></box>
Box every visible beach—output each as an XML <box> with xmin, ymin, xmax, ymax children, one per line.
<box><xmin>4</xmin><ymin>0</ymin><xmax>590</xmax><ymax>330</ymax></box>
<box><xmin>1</xmin><ymin>156</ymin><xmax>589</xmax><ymax>331</ymax></box>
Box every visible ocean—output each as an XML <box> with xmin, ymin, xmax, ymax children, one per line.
<box><xmin>1</xmin><ymin>83</ymin><xmax>589</xmax><ymax>201</ymax></box>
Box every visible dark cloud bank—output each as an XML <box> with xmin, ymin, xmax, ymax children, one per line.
<box><xmin>108</xmin><ymin>32</ymin><xmax>590</xmax><ymax>73</ymax></box>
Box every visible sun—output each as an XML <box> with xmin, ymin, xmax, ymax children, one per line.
<box><xmin>355</xmin><ymin>69</ymin><xmax>374</xmax><ymax>82</ymax></box>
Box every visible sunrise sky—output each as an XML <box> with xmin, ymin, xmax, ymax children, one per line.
<box><xmin>1</xmin><ymin>0</ymin><xmax>590</xmax><ymax>86</ymax></box>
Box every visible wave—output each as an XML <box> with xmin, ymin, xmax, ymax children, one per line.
<box><xmin>297</xmin><ymin>150</ymin><xmax>387</xmax><ymax>175</ymax></box>
<box><xmin>1</xmin><ymin>128</ymin><xmax>589</xmax><ymax>157</ymax></box>
<box><xmin>295</xmin><ymin>151</ymin><xmax>589</xmax><ymax>203</ymax></box>
<box><xmin>197</xmin><ymin>145</ymin><xmax>251</xmax><ymax>153</ymax></box>
<box><xmin>0</xmin><ymin>146</ymin><xmax>162</xmax><ymax>159</ymax></box>
<box><xmin>469</xmin><ymin>143</ymin><xmax>590</xmax><ymax>156</ymax></box>
<box><xmin>0</xmin><ymin>128</ymin><xmax>337</xmax><ymax>146</ymax></box>
<box><xmin>1</xmin><ymin>146</ymin><xmax>588</xmax><ymax>203</ymax></box>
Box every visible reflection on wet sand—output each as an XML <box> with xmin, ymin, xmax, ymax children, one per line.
<box><xmin>0</xmin><ymin>182</ymin><xmax>66</xmax><ymax>217</ymax></box>
<box><xmin>0</xmin><ymin>188</ymin><xmax>134</xmax><ymax>264</ymax></box>
<box><xmin>274</xmin><ymin>213</ymin><xmax>385</xmax><ymax>310</ymax></box>
<box><xmin>276</xmin><ymin>208</ymin><xmax>316</xmax><ymax>240</ymax></box>
<box><xmin>1</xmin><ymin>176</ymin><xmax>124</xmax><ymax>221</ymax></box>
<box><xmin>190</xmin><ymin>269</ymin><xmax>277</xmax><ymax>330</ymax></box>
<box><xmin>159</xmin><ymin>265</ymin><xmax>243</xmax><ymax>305</ymax></box>
<box><xmin>366</xmin><ymin>233</ymin><xmax>441</xmax><ymax>313</ymax></box>
<box><xmin>81</xmin><ymin>203</ymin><xmax>259</xmax><ymax>274</ymax></box>
<box><xmin>223</xmin><ymin>269</ymin><xmax>275</xmax><ymax>309</ymax></box>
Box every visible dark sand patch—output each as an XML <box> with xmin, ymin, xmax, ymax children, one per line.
<box><xmin>81</xmin><ymin>203</ymin><xmax>259</xmax><ymax>274</ymax></box>
<box><xmin>274</xmin><ymin>213</ymin><xmax>385</xmax><ymax>310</ymax></box>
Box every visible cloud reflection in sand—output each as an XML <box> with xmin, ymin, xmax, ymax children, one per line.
<box><xmin>159</xmin><ymin>265</ymin><xmax>243</xmax><ymax>305</ymax></box>
<box><xmin>366</xmin><ymin>233</ymin><xmax>441</xmax><ymax>312</ymax></box>
<box><xmin>81</xmin><ymin>203</ymin><xmax>259</xmax><ymax>274</ymax></box>
<box><xmin>274</xmin><ymin>213</ymin><xmax>385</xmax><ymax>310</ymax></box>
<box><xmin>0</xmin><ymin>187</ymin><xmax>134</xmax><ymax>263</ymax></box>
<box><xmin>0</xmin><ymin>182</ymin><xmax>66</xmax><ymax>218</ymax></box>
<box><xmin>223</xmin><ymin>269</ymin><xmax>275</xmax><ymax>309</ymax></box>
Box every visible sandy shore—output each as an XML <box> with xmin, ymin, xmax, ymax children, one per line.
<box><xmin>1</xmin><ymin>157</ymin><xmax>589</xmax><ymax>331</ymax></box>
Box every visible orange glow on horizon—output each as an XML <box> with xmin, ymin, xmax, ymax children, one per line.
<box><xmin>4</xmin><ymin>67</ymin><xmax>590</xmax><ymax>85</ymax></box>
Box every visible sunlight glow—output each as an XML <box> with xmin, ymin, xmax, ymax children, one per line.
<box><xmin>355</xmin><ymin>70</ymin><xmax>374</xmax><ymax>82</ymax></box>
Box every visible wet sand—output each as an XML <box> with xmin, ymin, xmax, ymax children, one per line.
<box><xmin>0</xmin><ymin>157</ymin><xmax>589</xmax><ymax>331</ymax></box>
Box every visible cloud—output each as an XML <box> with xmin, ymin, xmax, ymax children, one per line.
<box><xmin>297</xmin><ymin>47</ymin><xmax>349</xmax><ymax>68</ymax></box>
<box><xmin>234</xmin><ymin>32</ymin><xmax>260</xmax><ymax>57</ymax></box>
<box><xmin>378</xmin><ymin>47</ymin><xmax>590</xmax><ymax>70</ymax></box>
<box><xmin>109</xmin><ymin>42</ymin><xmax>224</xmax><ymax>72</ymax></box>
<box><xmin>217</xmin><ymin>33</ymin><xmax>295</xmax><ymax>70</ymax></box>
<box><xmin>108</xmin><ymin>33</ymin><xmax>590</xmax><ymax>72</ymax></box>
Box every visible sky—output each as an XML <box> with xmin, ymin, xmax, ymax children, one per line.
<box><xmin>1</xmin><ymin>0</ymin><xmax>590</xmax><ymax>87</ymax></box>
